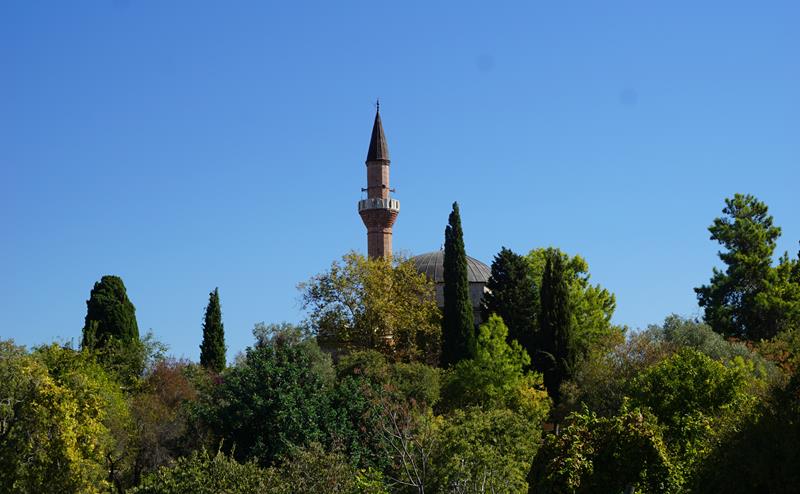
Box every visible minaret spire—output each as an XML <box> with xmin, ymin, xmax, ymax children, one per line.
<box><xmin>366</xmin><ymin>103</ymin><xmax>389</xmax><ymax>162</ymax></box>
<box><xmin>358</xmin><ymin>104</ymin><xmax>400</xmax><ymax>259</ymax></box>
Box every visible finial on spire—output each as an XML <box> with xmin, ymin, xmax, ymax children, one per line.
<box><xmin>376</xmin><ymin>98</ymin><xmax>380</xmax><ymax>113</ymax></box>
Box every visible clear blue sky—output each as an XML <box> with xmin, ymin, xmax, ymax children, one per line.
<box><xmin>2</xmin><ymin>1</ymin><xmax>798</xmax><ymax>361</ymax></box>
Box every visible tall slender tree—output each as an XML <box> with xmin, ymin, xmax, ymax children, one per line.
<box><xmin>200</xmin><ymin>287</ymin><xmax>226</xmax><ymax>372</ymax></box>
<box><xmin>481</xmin><ymin>247</ymin><xmax>539</xmax><ymax>361</ymax></box>
<box><xmin>441</xmin><ymin>202</ymin><xmax>475</xmax><ymax>367</ymax></box>
<box><xmin>538</xmin><ymin>249</ymin><xmax>573</xmax><ymax>403</ymax></box>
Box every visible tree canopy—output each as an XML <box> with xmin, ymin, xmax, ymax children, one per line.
<box><xmin>300</xmin><ymin>252</ymin><xmax>441</xmax><ymax>364</ymax></box>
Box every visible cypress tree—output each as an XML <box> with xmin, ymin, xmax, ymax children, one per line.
<box><xmin>441</xmin><ymin>202</ymin><xmax>475</xmax><ymax>367</ymax></box>
<box><xmin>200</xmin><ymin>287</ymin><xmax>226</xmax><ymax>372</ymax></box>
<box><xmin>538</xmin><ymin>249</ymin><xmax>573</xmax><ymax>403</ymax></box>
<box><xmin>82</xmin><ymin>275</ymin><xmax>139</xmax><ymax>350</ymax></box>
<box><xmin>481</xmin><ymin>247</ymin><xmax>539</xmax><ymax>361</ymax></box>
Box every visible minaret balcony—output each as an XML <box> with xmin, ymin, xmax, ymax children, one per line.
<box><xmin>358</xmin><ymin>197</ymin><xmax>400</xmax><ymax>213</ymax></box>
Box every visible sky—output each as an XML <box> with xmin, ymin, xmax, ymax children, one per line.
<box><xmin>2</xmin><ymin>1</ymin><xmax>798</xmax><ymax>361</ymax></box>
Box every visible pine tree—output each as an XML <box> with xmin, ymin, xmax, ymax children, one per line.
<box><xmin>200</xmin><ymin>287</ymin><xmax>226</xmax><ymax>372</ymax></box>
<box><xmin>538</xmin><ymin>249</ymin><xmax>573</xmax><ymax>403</ymax></box>
<box><xmin>82</xmin><ymin>275</ymin><xmax>139</xmax><ymax>350</ymax></box>
<box><xmin>481</xmin><ymin>247</ymin><xmax>539</xmax><ymax>361</ymax></box>
<box><xmin>695</xmin><ymin>194</ymin><xmax>800</xmax><ymax>340</ymax></box>
<box><xmin>441</xmin><ymin>202</ymin><xmax>475</xmax><ymax>367</ymax></box>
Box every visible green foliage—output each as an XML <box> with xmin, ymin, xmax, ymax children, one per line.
<box><xmin>695</xmin><ymin>193</ymin><xmax>800</xmax><ymax>340</ymax></box>
<box><xmin>391</xmin><ymin>361</ymin><xmax>441</xmax><ymax>408</ymax></box>
<box><xmin>263</xmin><ymin>443</ymin><xmax>387</xmax><ymax>494</ymax></box>
<box><xmin>526</xmin><ymin>248</ymin><xmax>621</xmax><ymax>361</ymax></box>
<box><xmin>694</xmin><ymin>369</ymin><xmax>800</xmax><ymax>493</ymax></box>
<box><xmin>482</xmin><ymin>247</ymin><xmax>539</xmax><ymax>359</ymax></box>
<box><xmin>130</xmin><ymin>450</ymin><xmax>268</xmax><ymax>494</ymax></box>
<box><xmin>629</xmin><ymin>348</ymin><xmax>756</xmax><ymax>482</ymax></box>
<box><xmin>433</xmin><ymin>408</ymin><xmax>541</xmax><ymax>494</ymax></box>
<box><xmin>654</xmin><ymin>314</ymin><xmax>778</xmax><ymax>382</ymax></box>
<box><xmin>199</xmin><ymin>324</ymin><xmax>336</xmax><ymax>467</ymax></box>
<box><xmin>300</xmin><ymin>252</ymin><xmax>441</xmax><ymax>364</ymax></box>
<box><xmin>538</xmin><ymin>249</ymin><xmax>575</xmax><ymax>403</ymax></box>
<box><xmin>0</xmin><ymin>341</ymin><xmax>128</xmax><ymax>493</ymax></box>
<box><xmin>330</xmin><ymin>350</ymin><xmax>441</xmax><ymax>471</ymax></box>
<box><xmin>441</xmin><ymin>201</ymin><xmax>476</xmax><ymax>367</ymax></box>
<box><xmin>560</xmin><ymin>329</ymin><xmax>668</xmax><ymax>418</ymax></box>
<box><xmin>630</xmin><ymin>348</ymin><xmax>750</xmax><ymax>433</ymax></box>
<box><xmin>82</xmin><ymin>274</ymin><xmax>140</xmax><ymax>348</ymax></box>
<box><xmin>529</xmin><ymin>406</ymin><xmax>680</xmax><ymax>494</ymax></box>
<box><xmin>442</xmin><ymin>315</ymin><xmax>551</xmax><ymax>423</ymax></box>
<box><xmin>199</xmin><ymin>287</ymin><xmax>226</xmax><ymax>372</ymax></box>
<box><xmin>82</xmin><ymin>275</ymin><xmax>145</xmax><ymax>384</ymax></box>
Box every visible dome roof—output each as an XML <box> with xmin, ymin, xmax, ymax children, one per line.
<box><xmin>410</xmin><ymin>251</ymin><xmax>491</xmax><ymax>284</ymax></box>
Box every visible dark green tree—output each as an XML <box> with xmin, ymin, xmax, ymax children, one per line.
<box><xmin>199</xmin><ymin>288</ymin><xmax>226</xmax><ymax>372</ymax></box>
<box><xmin>199</xmin><ymin>323</ymin><xmax>335</xmax><ymax>467</ymax></box>
<box><xmin>441</xmin><ymin>202</ymin><xmax>475</xmax><ymax>367</ymax></box>
<box><xmin>81</xmin><ymin>275</ymin><xmax>145</xmax><ymax>383</ymax></box>
<box><xmin>538</xmin><ymin>249</ymin><xmax>574</xmax><ymax>403</ymax></box>
<box><xmin>481</xmin><ymin>247</ymin><xmax>539</xmax><ymax>361</ymax></box>
<box><xmin>695</xmin><ymin>194</ymin><xmax>800</xmax><ymax>340</ymax></box>
<box><xmin>82</xmin><ymin>275</ymin><xmax>140</xmax><ymax>350</ymax></box>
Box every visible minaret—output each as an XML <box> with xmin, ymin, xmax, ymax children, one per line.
<box><xmin>358</xmin><ymin>102</ymin><xmax>400</xmax><ymax>258</ymax></box>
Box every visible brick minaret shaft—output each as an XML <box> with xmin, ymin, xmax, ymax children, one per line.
<box><xmin>358</xmin><ymin>105</ymin><xmax>400</xmax><ymax>259</ymax></box>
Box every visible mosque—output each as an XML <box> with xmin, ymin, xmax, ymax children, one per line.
<box><xmin>357</xmin><ymin>105</ymin><xmax>490</xmax><ymax>323</ymax></box>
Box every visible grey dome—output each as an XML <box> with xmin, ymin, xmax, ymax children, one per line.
<box><xmin>410</xmin><ymin>251</ymin><xmax>491</xmax><ymax>284</ymax></box>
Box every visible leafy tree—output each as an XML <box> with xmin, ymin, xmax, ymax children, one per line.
<box><xmin>130</xmin><ymin>450</ymin><xmax>268</xmax><ymax>494</ymax></box>
<box><xmin>529</xmin><ymin>406</ymin><xmax>680</xmax><ymax>494</ymax></box>
<box><xmin>199</xmin><ymin>287</ymin><xmax>226</xmax><ymax>372</ymax></box>
<box><xmin>560</xmin><ymin>329</ymin><xmax>666</xmax><ymax>419</ymax></box>
<box><xmin>526</xmin><ymin>248</ymin><xmax>621</xmax><ymax>360</ymax></box>
<box><xmin>695</xmin><ymin>193</ymin><xmax>800</xmax><ymax>340</ymax></box>
<box><xmin>441</xmin><ymin>315</ymin><xmax>551</xmax><ymax>423</ymax></box>
<box><xmin>629</xmin><ymin>348</ymin><xmax>756</xmax><ymax>481</ymax></box>
<box><xmin>654</xmin><ymin>315</ymin><xmax>777</xmax><ymax>381</ymax></box>
<box><xmin>757</xmin><ymin>326</ymin><xmax>800</xmax><ymax>376</ymax></box>
<box><xmin>300</xmin><ymin>252</ymin><xmax>441</xmax><ymax>364</ymax></box>
<box><xmin>130</xmin><ymin>359</ymin><xmax>203</xmax><ymax>484</ymax></box>
<box><xmin>441</xmin><ymin>202</ymin><xmax>475</xmax><ymax>367</ymax></box>
<box><xmin>432</xmin><ymin>408</ymin><xmax>541</xmax><ymax>494</ymax></box>
<box><xmin>330</xmin><ymin>350</ymin><xmax>441</xmax><ymax>471</ymax></box>
<box><xmin>481</xmin><ymin>247</ymin><xmax>539</xmax><ymax>360</ymax></box>
<box><xmin>0</xmin><ymin>341</ymin><xmax>128</xmax><ymax>493</ymax></box>
<box><xmin>695</xmin><ymin>368</ymin><xmax>800</xmax><ymax>493</ymax></box>
<box><xmin>630</xmin><ymin>348</ymin><xmax>752</xmax><ymax>435</ymax></box>
<box><xmin>538</xmin><ymin>249</ymin><xmax>574</xmax><ymax>403</ymax></box>
<box><xmin>199</xmin><ymin>324</ymin><xmax>336</xmax><ymax>467</ymax></box>
<box><xmin>263</xmin><ymin>443</ymin><xmax>387</xmax><ymax>494</ymax></box>
<box><xmin>33</xmin><ymin>344</ymin><xmax>135</xmax><ymax>491</ymax></box>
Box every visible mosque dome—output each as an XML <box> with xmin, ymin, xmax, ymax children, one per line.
<box><xmin>410</xmin><ymin>250</ymin><xmax>491</xmax><ymax>284</ymax></box>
